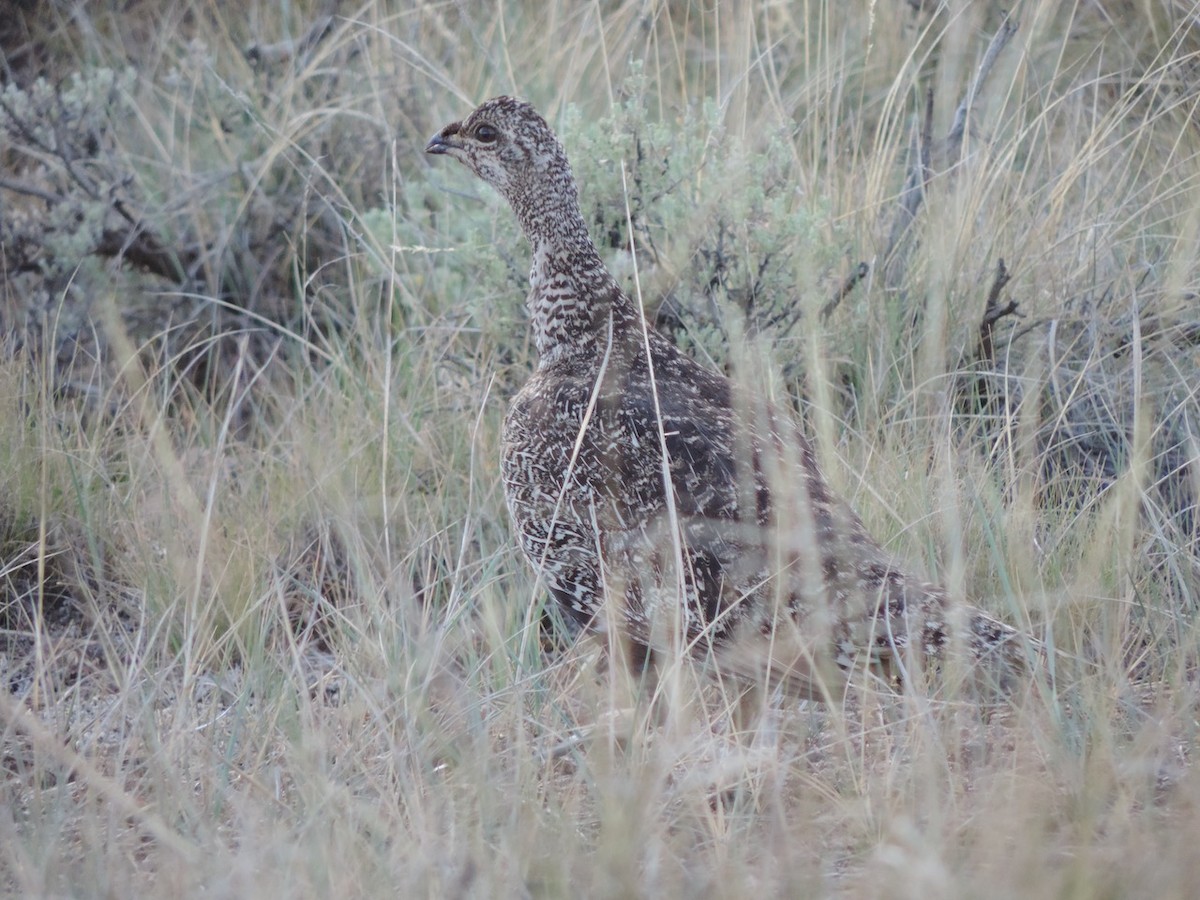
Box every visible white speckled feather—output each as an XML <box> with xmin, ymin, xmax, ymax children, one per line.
<box><xmin>426</xmin><ymin>96</ymin><xmax>1028</xmax><ymax>698</ymax></box>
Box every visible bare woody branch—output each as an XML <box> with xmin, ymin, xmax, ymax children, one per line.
<box><xmin>821</xmin><ymin>261</ymin><xmax>870</xmax><ymax>319</ymax></box>
<box><xmin>976</xmin><ymin>257</ymin><xmax>1020</xmax><ymax>373</ymax></box>
<box><xmin>883</xmin><ymin>14</ymin><xmax>1020</xmax><ymax>279</ymax></box>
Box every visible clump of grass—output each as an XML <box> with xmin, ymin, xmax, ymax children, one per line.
<box><xmin>2</xmin><ymin>1</ymin><xmax>1200</xmax><ymax>897</ymax></box>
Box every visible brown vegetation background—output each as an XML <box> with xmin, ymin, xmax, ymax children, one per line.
<box><xmin>3</xmin><ymin>1</ymin><xmax>1200</xmax><ymax>896</ymax></box>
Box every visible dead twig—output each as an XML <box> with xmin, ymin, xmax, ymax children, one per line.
<box><xmin>883</xmin><ymin>14</ymin><xmax>1020</xmax><ymax>282</ymax></box>
<box><xmin>0</xmin><ymin>174</ymin><xmax>62</xmax><ymax>205</ymax></box>
<box><xmin>977</xmin><ymin>258</ymin><xmax>1019</xmax><ymax>372</ymax></box>
<box><xmin>946</xmin><ymin>14</ymin><xmax>1020</xmax><ymax>158</ymax></box>
<box><xmin>95</xmin><ymin>225</ymin><xmax>191</xmax><ymax>283</ymax></box>
<box><xmin>244</xmin><ymin>14</ymin><xmax>335</xmax><ymax>66</ymax></box>
<box><xmin>959</xmin><ymin>258</ymin><xmax>1022</xmax><ymax>425</ymax></box>
<box><xmin>821</xmin><ymin>261</ymin><xmax>870</xmax><ymax>319</ymax></box>
<box><xmin>884</xmin><ymin>88</ymin><xmax>936</xmax><ymax>269</ymax></box>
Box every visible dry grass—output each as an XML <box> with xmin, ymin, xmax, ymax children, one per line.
<box><xmin>3</xmin><ymin>0</ymin><xmax>1200</xmax><ymax>895</ymax></box>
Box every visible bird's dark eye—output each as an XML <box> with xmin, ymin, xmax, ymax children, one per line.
<box><xmin>475</xmin><ymin>124</ymin><xmax>499</xmax><ymax>143</ymax></box>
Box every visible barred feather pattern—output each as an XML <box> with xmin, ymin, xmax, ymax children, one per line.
<box><xmin>426</xmin><ymin>96</ymin><xmax>1027</xmax><ymax>698</ymax></box>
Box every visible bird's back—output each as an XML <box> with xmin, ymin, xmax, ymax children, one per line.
<box><xmin>500</xmin><ymin>310</ymin><xmax>1006</xmax><ymax>697</ymax></box>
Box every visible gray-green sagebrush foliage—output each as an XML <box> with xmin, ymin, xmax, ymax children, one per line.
<box><xmin>0</xmin><ymin>48</ymin><xmax>394</xmax><ymax>406</ymax></box>
<box><xmin>566</xmin><ymin>84</ymin><xmax>839</xmax><ymax>373</ymax></box>
<box><xmin>1</xmin><ymin>68</ymin><xmax>139</xmax><ymax>285</ymax></box>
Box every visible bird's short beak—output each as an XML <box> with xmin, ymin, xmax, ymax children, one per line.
<box><xmin>425</xmin><ymin>121</ymin><xmax>462</xmax><ymax>155</ymax></box>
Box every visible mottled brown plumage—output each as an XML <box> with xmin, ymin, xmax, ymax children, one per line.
<box><xmin>426</xmin><ymin>97</ymin><xmax>1027</xmax><ymax>699</ymax></box>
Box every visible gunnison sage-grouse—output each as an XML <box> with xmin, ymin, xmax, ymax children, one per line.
<box><xmin>426</xmin><ymin>97</ymin><xmax>1028</xmax><ymax>701</ymax></box>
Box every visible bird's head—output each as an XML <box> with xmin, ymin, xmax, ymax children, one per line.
<box><xmin>425</xmin><ymin>96</ymin><xmax>572</xmax><ymax>210</ymax></box>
